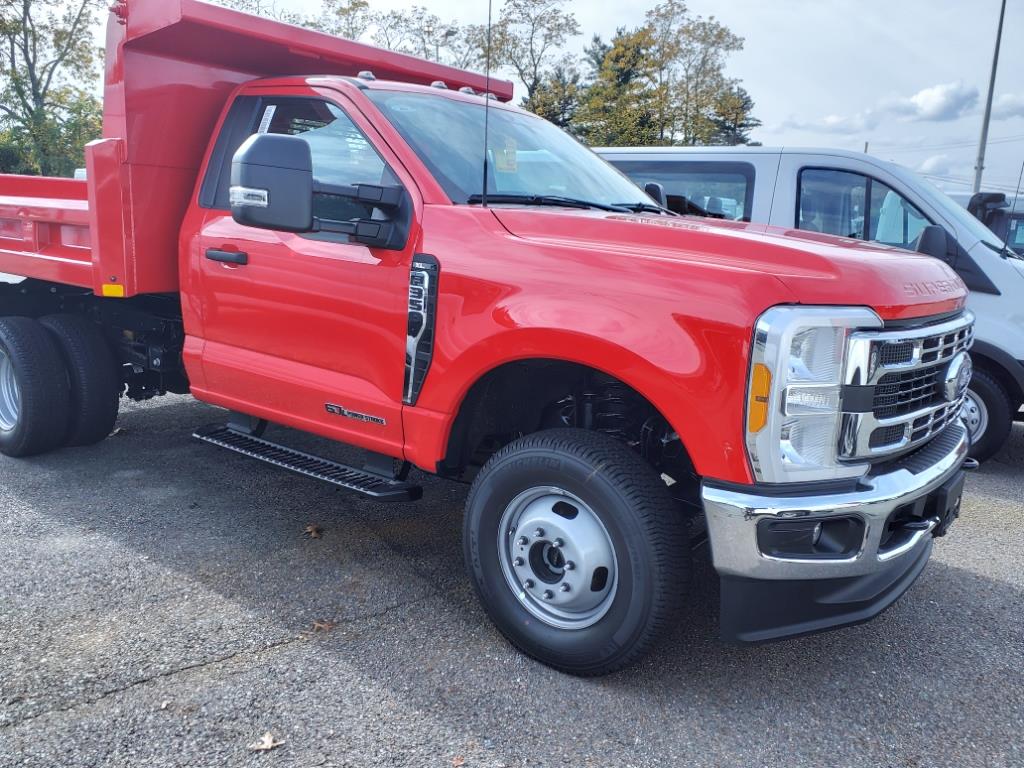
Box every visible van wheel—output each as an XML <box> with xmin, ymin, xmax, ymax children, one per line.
<box><xmin>464</xmin><ymin>429</ymin><xmax>688</xmax><ymax>676</ymax></box>
<box><xmin>963</xmin><ymin>369</ymin><xmax>1012</xmax><ymax>462</ymax></box>
<box><xmin>39</xmin><ymin>315</ymin><xmax>121</xmax><ymax>447</ymax></box>
<box><xmin>0</xmin><ymin>317</ymin><xmax>71</xmax><ymax>457</ymax></box>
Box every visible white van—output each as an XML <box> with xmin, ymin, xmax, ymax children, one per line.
<box><xmin>598</xmin><ymin>146</ymin><xmax>1024</xmax><ymax>461</ymax></box>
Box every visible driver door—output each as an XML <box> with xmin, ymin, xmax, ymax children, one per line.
<box><xmin>190</xmin><ymin>86</ymin><xmax>418</xmax><ymax>457</ymax></box>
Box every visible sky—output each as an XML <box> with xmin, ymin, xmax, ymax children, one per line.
<box><xmin>275</xmin><ymin>0</ymin><xmax>1024</xmax><ymax>195</ymax></box>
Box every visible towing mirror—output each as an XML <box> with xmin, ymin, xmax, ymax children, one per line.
<box><xmin>230</xmin><ymin>133</ymin><xmax>315</xmax><ymax>233</ymax></box>
<box><xmin>230</xmin><ymin>133</ymin><xmax>409</xmax><ymax>250</ymax></box>
<box><xmin>967</xmin><ymin>191</ymin><xmax>1006</xmax><ymax>221</ymax></box>
<box><xmin>913</xmin><ymin>224</ymin><xmax>955</xmax><ymax>264</ymax></box>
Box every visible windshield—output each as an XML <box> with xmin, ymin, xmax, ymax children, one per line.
<box><xmin>366</xmin><ymin>90</ymin><xmax>650</xmax><ymax>207</ymax></box>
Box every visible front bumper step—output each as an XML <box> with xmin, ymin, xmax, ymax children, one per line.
<box><xmin>193</xmin><ymin>424</ymin><xmax>422</xmax><ymax>502</ymax></box>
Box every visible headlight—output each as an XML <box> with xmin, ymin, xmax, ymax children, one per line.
<box><xmin>746</xmin><ymin>306</ymin><xmax>882</xmax><ymax>483</ymax></box>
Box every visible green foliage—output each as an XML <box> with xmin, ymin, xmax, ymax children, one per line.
<box><xmin>0</xmin><ymin>0</ymin><xmax>104</xmax><ymax>176</ymax></box>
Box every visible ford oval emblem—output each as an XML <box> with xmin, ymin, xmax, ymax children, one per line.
<box><xmin>942</xmin><ymin>352</ymin><xmax>972</xmax><ymax>403</ymax></box>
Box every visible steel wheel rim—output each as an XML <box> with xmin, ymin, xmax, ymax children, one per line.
<box><xmin>497</xmin><ymin>486</ymin><xmax>618</xmax><ymax>630</ymax></box>
<box><xmin>0</xmin><ymin>348</ymin><xmax>21</xmax><ymax>432</ymax></box>
<box><xmin>962</xmin><ymin>389</ymin><xmax>989</xmax><ymax>445</ymax></box>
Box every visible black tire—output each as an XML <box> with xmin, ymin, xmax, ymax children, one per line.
<box><xmin>39</xmin><ymin>314</ymin><xmax>121</xmax><ymax>447</ymax></box>
<box><xmin>965</xmin><ymin>369</ymin><xmax>1012</xmax><ymax>462</ymax></box>
<box><xmin>464</xmin><ymin>428</ymin><xmax>689</xmax><ymax>676</ymax></box>
<box><xmin>0</xmin><ymin>317</ymin><xmax>71</xmax><ymax>457</ymax></box>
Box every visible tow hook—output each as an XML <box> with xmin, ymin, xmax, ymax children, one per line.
<box><xmin>962</xmin><ymin>457</ymin><xmax>979</xmax><ymax>471</ymax></box>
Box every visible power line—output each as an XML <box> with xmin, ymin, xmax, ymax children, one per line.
<box><xmin>873</xmin><ymin>134</ymin><xmax>1024</xmax><ymax>155</ymax></box>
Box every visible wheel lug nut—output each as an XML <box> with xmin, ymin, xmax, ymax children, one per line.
<box><xmin>543</xmin><ymin>589</ymin><xmax>554</xmax><ymax>600</ymax></box>
<box><xmin>552</xmin><ymin>538</ymin><xmax>564</xmax><ymax>548</ymax></box>
<box><xmin>560</xmin><ymin>583</ymin><xmax>571</xmax><ymax>592</ymax></box>
<box><xmin>513</xmin><ymin>557</ymin><xmax>524</xmax><ymax>566</ymax></box>
<box><xmin>517</xmin><ymin>536</ymin><xmax>529</xmax><ymax>546</ymax></box>
<box><xmin>524</xmin><ymin>579</ymin><xmax>534</xmax><ymax>589</ymax></box>
<box><xmin>533</xmin><ymin>527</ymin><xmax>545</xmax><ymax>538</ymax></box>
<box><xmin>564</xmin><ymin>561</ymin><xmax>575</xmax><ymax>571</ymax></box>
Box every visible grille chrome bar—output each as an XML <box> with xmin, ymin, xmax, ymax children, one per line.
<box><xmin>839</xmin><ymin>311</ymin><xmax>974</xmax><ymax>460</ymax></box>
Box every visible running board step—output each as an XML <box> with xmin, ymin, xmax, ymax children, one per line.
<box><xmin>193</xmin><ymin>425</ymin><xmax>422</xmax><ymax>502</ymax></box>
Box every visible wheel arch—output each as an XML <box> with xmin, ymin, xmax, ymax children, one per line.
<box><xmin>970</xmin><ymin>339</ymin><xmax>1024</xmax><ymax>406</ymax></box>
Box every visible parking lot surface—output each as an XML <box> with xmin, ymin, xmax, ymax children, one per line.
<box><xmin>1</xmin><ymin>397</ymin><xmax>1022</xmax><ymax>767</ymax></box>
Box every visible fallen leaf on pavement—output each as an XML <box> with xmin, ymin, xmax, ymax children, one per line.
<box><xmin>303</xmin><ymin>524</ymin><xmax>323</xmax><ymax>539</ymax></box>
<box><xmin>453</xmin><ymin>757</ymin><xmax>465</xmax><ymax>767</ymax></box>
<box><xmin>311</xmin><ymin>619</ymin><xmax>336</xmax><ymax>633</ymax></box>
<box><xmin>248</xmin><ymin>732</ymin><xmax>285</xmax><ymax>751</ymax></box>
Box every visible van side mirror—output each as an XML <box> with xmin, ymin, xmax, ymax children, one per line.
<box><xmin>967</xmin><ymin>191</ymin><xmax>1006</xmax><ymax>221</ymax></box>
<box><xmin>913</xmin><ymin>224</ymin><xmax>955</xmax><ymax>264</ymax></box>
<box><xmin>644</xmin><ymin>182</ymin><xmax>666</xmax><ymax>207</ymax></box>
<box><xmin>230</xmin><ymin>133</ymin><xmax>409</xmax><ymax>250</ymax></box>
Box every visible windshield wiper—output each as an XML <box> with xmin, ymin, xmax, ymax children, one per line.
<box><xmin>466</xmin><ymin>194</ymin><xmax>631</xmax><ymax>213</ymax></box>
<box><xmin>613</xmin><ymin>201</ymin><xmax>677</xmax><ymax>216</ymax></box>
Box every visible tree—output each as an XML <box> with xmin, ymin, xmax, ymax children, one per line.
<box><xmin>313</xmin><ymin>0</ymin><xmax>372</xmax><ymax>40</ymax></box>
<box><xmin>671</xmin><ymin>15</ymin><xmax>743</xmax><ymax>145</ymax></box>
<box><xmin>575</xmin><ymin>28</ymin><xmax>660</xmax><ymax>147</ymax></box>
<box><xmin>494</xmin><ymin>0</ymin><xmax>580</xmax><ymax>100</ymax></box>
<box><xmin>0</xmin><ymin>0</ymin><xmax>104</xmax><ymax>176</ymax></box>
<box><xmin>709</xmin><ymin>84</ymin><xmax>760</xmax><ymax>145</ymax></box>
<box><xmin>524</xmin><ymin>58</ymin><xmax>582</xmax><ymax>131</ymax></box>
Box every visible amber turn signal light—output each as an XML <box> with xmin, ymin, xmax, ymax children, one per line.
<box><xmin>747</xmin><ymin>363</ymin><xmax>772</xmax><ymax>433</ymax></box>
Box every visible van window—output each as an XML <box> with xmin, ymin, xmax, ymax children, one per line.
<box><xmin>610</xmin><ymin>160</ymin><xmax>754</xmax><ymax>221</ymax></box>
<box><xmin>798</xmin><ymin>168</ymin><xmax>930</xmax><ymax>248</ymax></box>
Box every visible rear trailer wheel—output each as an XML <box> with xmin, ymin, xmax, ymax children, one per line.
<box><xmin>0</xmin><ymin>317</ymin><xmax>71</xmax><ymax>457</ymax></box>
<box><xmin>39</xmin><ymin>314</ymin><xmax>121</xmax><ymax>447</ymax></box>
<box><xmin>464</xmin><ymin>428</ymin><xmax>689</xmax><ymax>676</ymax></box>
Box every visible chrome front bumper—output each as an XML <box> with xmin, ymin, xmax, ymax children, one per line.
<box><xmin>702</xmin><ymin>420</ymin><xmax>969</xmax><ymax>581</ymax></box>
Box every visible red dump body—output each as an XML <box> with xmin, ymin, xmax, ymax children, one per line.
<box><xmin>0</xmin><ymin>0</ymin><xmax>512</xmax><ymax>298</ymax></box>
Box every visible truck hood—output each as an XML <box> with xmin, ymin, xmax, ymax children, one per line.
<box><xmin>490</xmin><ymin>209</ymin><xmax>968</xmax><ymax>321</ymax></box>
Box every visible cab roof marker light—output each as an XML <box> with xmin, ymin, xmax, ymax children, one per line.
<box><xmin>357</xmin><ymin>70</ymin><xmax>376</xmax><ymax>81</ymax></box>
<box><xmin>431</xmin><ymin>80</ymin><xmax>448</xmax><ymax>89</ymax></box>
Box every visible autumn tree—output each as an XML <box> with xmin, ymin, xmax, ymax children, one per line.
<box><xmin>525</xmin><ymin>58</ymin><xmax>583</xmax><ymax>131</ymax></box>
<box><xmin>709</xmin><ymin>84</ymin><xmax>761</xmax><ymax>145</ymax></box>
<box><xmin>313</xmin><ymin>0</ymin><xmax>372</xmax><ymax>40</ymax></box>
<box><xmin>0</xmin><ymin>0</ymin><xmax>105</xmax><ymax>176</ymax></box>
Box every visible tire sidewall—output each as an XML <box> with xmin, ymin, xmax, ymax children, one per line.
<box><xmin>967</xmin><ymin>370</ymin><xmax>1011</xmax><ymax>461</ymax></box>
<box><xmin>465</xmin><ymin>444</ymin><xmax>661</xmax><ymax>671</ymax></box>
<box><xmin>0</xmin><ymin>337</ymin><xmax>29</xmax><ymax>453</ymax></box>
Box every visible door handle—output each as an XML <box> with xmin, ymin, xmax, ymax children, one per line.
<box><xmin>205</xmin><ymin>248</ymin><xmax>249</xmax><ymax>265</ymax></box>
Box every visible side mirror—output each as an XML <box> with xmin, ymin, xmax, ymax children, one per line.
<box><xmin>230</xmin><ymin>133</ymin><xmax>409</xmax><ymax>250</ymax></box>
<box><xmin>967</xmin><ymin>191</ymin><xmax>1006</xmax><ymax>221</ymax></box>
<box><xmin>644</xmin><ymin>182</ymin><xmax>666</xmax><ymax>207</ymax></box>
<box><xmin>231</xmin><ymin>133</ymin><xmax>315</xmax><ymax>232</ymax></box>
<box><xmin>913</xmin><ymin>224</ymin><xmax>955</xmax><ymax>263</ymax></box>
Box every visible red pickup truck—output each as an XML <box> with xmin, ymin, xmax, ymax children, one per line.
<box><xmin>0</xmin><ymin>0</ymin><xmax>975</xmax><ymax>675</ymax></box>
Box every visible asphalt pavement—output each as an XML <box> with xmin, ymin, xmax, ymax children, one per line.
<box><xmin>1</xmin><ymin>396</ymin><xmax>1021</xmax><ymax>767</ymax></box>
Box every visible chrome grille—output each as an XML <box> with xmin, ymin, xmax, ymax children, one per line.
<box><xmin>840</xmin><ymin>312</ymin><xmax>974</xmax><ymax>461</ymax></box>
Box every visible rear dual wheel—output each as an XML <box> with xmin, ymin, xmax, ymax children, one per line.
<box><xmin>0</xmin><ymin>315</ymin><xmax>120</xmax><ymax>458</ymax></box>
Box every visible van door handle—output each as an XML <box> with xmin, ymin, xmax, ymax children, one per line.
<box><xmin>206</xmin><ymin>248</ymin><xmax>248</xmax><ymax>265</ymax></box>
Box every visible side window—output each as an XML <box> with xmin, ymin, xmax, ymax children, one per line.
<box><xmin>868</xmin><ymin>180</ymin><xmax>928</xmax><ymax>248</ymax></box>
<box><xmin>797</xmin><ymin>168</ymin><xmax>931</xmax><ymax>248</ymax></box>
<box><xmin>611</xmin><ymin>160</ymin><xmax>754</xmax><ymax>221</ymax></box>
<box><xmin>200</xmin><ymin>95</ymin><xmax>399</xmax><ymax>226</ymax></box>
<box><xmin>256</xmin><ymin>98</ymin><xmax>399</xmax><ymax>224</ymax></box>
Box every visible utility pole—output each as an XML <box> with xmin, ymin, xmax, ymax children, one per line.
<box><xmin>974</xmin><ymin>0</ymin><xmax>1007</xmax><ymax>193</ymax></box>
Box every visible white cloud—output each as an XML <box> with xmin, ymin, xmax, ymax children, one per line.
<box><xmin>882</xmin><ymin>81</ymin><xmax>978</xmax><ymax>122</ymax></box>
<box><xmin>916</xmin><ymin>154</ymin><xmax>951</xmax><ymax>175</ymax></box>
<box><xmin>992</xmin><ymin>93</ymin><xmax>1024</xmax><ymax>120</ymax></box>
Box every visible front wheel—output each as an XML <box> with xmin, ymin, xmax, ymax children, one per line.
<box><xmin>963</xmin><ymin>369</ymin><xmax>1012</xmax><ymax>462</ymax></box>
<box><xmin>464</xmin><ymin>429</ymin><xmax>689</xmax><ymax>676</ymax></box>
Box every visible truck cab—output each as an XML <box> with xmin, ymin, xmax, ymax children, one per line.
<box><xmin>0</xmin><ymin>0</ymin><xmax>976</xmax><ymax>675</ymax></box>
<box><xmin>601</xmin><ymin>145</ymin><xmax>1024</xmax><ymax>461</ymax></box>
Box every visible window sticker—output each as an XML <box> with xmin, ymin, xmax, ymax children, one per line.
<box><xmin>495</xmin><ymin>138</ymin><xmax>518</xmax><ymax>173</ymax></box>
<box><xmin>257</xmin><ymin>105</ymin><xmax>277</xmax><ymax>134</ymax></box>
